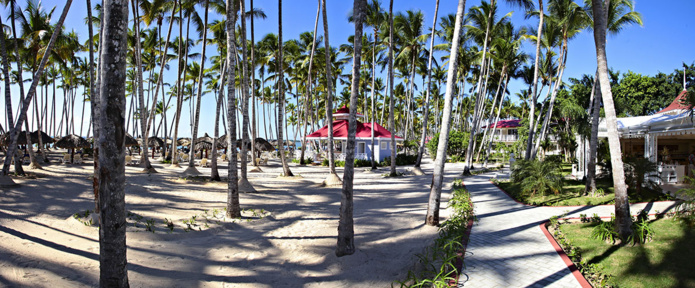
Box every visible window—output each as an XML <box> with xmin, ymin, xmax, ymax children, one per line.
<box><xmin>508</xmin><ymin>129</ymin><xmax>518</xmax><ymax>135</ymax></box>
<box><xmin>380</xmin><ymin>141</ymin><xmax>388</xmax><ymax>150</ymax></box>
<box><xmin>358</xmin><ymin>142</ymin><xmax>366</xmax><ymax>153</ymax></box>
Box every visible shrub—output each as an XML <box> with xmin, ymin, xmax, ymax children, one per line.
<box><xmin>291</xmin><ymin>157</ymin><xmax>313</xmax><ymax>164</ymax></box>
<box><xmin>426</xmin><ymin>130</ymin><xmax>469</xmax><ymax>161</ymax></box>
<box><xmin>511</xmin><ymin>158</ymin><xmax>563</xmax><ymax>196</ymax></box>
<box><xmin>623</xmin><ymin>156</ymin><xmax>660</xmax><ymax>196</ymax></box>
<box><xmin>675</xmin><ymin>176</ymin><xmax>695</xmax><ymax>227</ymax></box>
<box><xmin>380</xmin><ymin>153</ymin><xmax>417</xmax><ymax>166</ymax></box>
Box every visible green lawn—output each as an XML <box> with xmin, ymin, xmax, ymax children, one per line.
<box><xmin>560</xmin><ymin>219</ymin><xmax>695</xmax><ymax>288</ymax></box>
<box><xmin>497</xmin><ymin>179</ymin><xmax>672</xmax><ymax>206</ymax></box>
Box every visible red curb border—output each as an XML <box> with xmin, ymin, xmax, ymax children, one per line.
<box><xmin>539</xmin><ymin>221</ymin><xmax>593</xmax><ymax>288</ymax></box>
<box><xmin>489</xmin><ymin>180</ymin><xmax>675</xmax><ymax>208</ymax></box>
<box><xmin>449</xmin><ymin>218</ymin><xmax>474</xmax><ymax>287</ymax></box>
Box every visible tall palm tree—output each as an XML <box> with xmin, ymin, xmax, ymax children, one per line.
<box><xmin>184</xmin><ymin>0</ymin><xmax>209</xmax><ymax>176</ymax></box>
<box><xmin>322</xmin><ymin>0</ymin><xmax>341</xmax><ymax>186</ymax></box>
<box><xmin>277</xmin><ymin>0</ymin><xmax>293</xmax><ymax>177</ymax></box>
<box><xmin>299</xmin><ymin>0</ymin><xmax>321</xmax><ymax>166</ymax></box>
<box><xmin>225</xmin><ymin>0</ymin><xmax>241</xmax><ymax>218</ymax></box>
<box><xmin>591</xmin><ymin>0</ymin><xmax>631</xmax><ymax>241</ymax></box>
<box><xmin>336</xmin><ymin>0</ymin><xmax>365</xmax><ymax>258</ymax></box>
<box><xmin>426</xmin><ymin>0</ymin><xmax>466</xmax><ymax>226</ymax></box>
<box><xmin>238</xmin><ymin>0</ymin><xmax>255</xmax><ymax>192</ymax></box>
<box><xmin>387</xmin><ymin>0</ymin><xmax>397</xmax><ymax>177</ymax></box>
<box><xmin>413</xmin><ymin>0</ymin><xmax>440</xmax><ymax>174</ymax></box>
<box><xmin>585</xmin><ymin>0</ymin><xmax>642</xmax><ymax>194</ymax></box>
<box><xmin>131</xmin><ymin>0</ymin><xmax>156</xmax><ymax>173</ymax></box>
<box><xmin>97</xmin><ymin>0</ymin><xmax>129</xmax><ymax>285</ymax></box>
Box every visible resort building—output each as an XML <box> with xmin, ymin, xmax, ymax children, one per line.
<box><xmin>574</xmin><ymin>89</ymin><xmax>695</xmax><ymax>184</ymax></box>
<box><xmin>305</xmin><ymin>106</ymin><xmax>403</xmax><ymax>162</ymax></box>
<box><xmin>481</xmin><ymin>119</ymin><xmax>562</xmax><ymax>155</ymax></box>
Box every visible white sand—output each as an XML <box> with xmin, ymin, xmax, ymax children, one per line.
<box><xmin>0</xmin><ymin>151</ymin><xmax>464</xmax><ymax>287</ymax></box>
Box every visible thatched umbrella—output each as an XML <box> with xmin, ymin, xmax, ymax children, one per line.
<box><xmin>54</xmin><ymin>134</ymin><xmax>90</xmax><ymax>163</ymax></box>
<box><xmin>0</xmin><ymin>131</ymin><xmax>28</xmax><ymax>146</ymax></box>
<box><xmin>195</xmin><ymin>133</ymin><xmax>214</xmax><ymax>158</ymax></box>
<box><xmin>177</xmin><ymin>137</ymin><xmax>191</xmax><ymax>147</ymax></box>
<box><xmin>253</xmin><ymin>138</ymin><xmax>275</xmax><ymax>159</ymax></box>
<box><xmin>30</xmin><ymin>130</ymin><xmax>53</xmax><ymax>144</ymax></box>
<box><xmin>138</xmin><ymin>136</ymin><xmax>164</xmax><ymax>158</ymax></box>
<box><xmin>125</xmin><ymin>134</ymin><xmax>139</xmax><ymax>147</ymax></box>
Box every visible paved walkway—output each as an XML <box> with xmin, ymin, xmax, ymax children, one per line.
<box><xmin>458</xmin><ymin>169</ymin><xmax>679</xmax><ymax>287</ymax></box>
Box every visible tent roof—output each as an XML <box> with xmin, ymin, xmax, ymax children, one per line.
<box><xmin>333</xmin><ymin>106</ymin><xmax>364</xmax><ymax>117</ymax></box>
<box><xmin>481</xmin><ymin>119</ymin><xmax>521</xmax><ymax>128</ymax></box>
<box><xmin>656</xmin><ymin>90</ymin><xmax>691</xmax><ymax>115</ymax></box>
<box><xmin>306</xmin><ymin>120</ymin><xmax>403</xmax><ymax>140</ymax></box>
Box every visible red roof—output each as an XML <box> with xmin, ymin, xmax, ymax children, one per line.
<box><xmin>306</xmin><ymin>119</ymin><xmax>402</xmax><ymax>139</ymax></box>
<box><xmin>656</xmin><ymin>90</ymin><xmax>690</xmax><ymax>114</ymax></box>
<box><xmin>481</xmin><ymin>119</ymin><xmax>521</xmax><ymax>128</ymax></box>
<box><xmin>334</xmin><ymin>106</ymin><xmax>364</xmax><ymax>116</ymax></box>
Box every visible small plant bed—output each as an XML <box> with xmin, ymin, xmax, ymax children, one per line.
<box><xmin>495</xmin><ymin>179</ymin><xmax>672</xmax><ymax>206</ymax></box>
<box><xmin>395</xmin><ymin>179</ymin><xmax>475</xmax><ymax>287</ymax></box>
<box><xmin>555</xmin><ymin>217</ymin><xmax>695</xmax><ymax>287</ymax></box>
<box><xmin>468</xmin><ymin>165</ymin><xmax>504</xmax><ymax>176</ymax></box>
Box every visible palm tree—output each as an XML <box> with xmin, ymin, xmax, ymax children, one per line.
<box><xmin>97</xmin><ymin>0</ymin><xmax>129</xmax><ymax>285</ymax></box>
<box><xmin>322</xmin><ymin>0</ymin><xmax>342</xmax><ymax>185</ymax></box>
<box><xmin>299</xmin><ymin>0</ymin><xmax>321</xmax><ymax>166</ymax></box>
<box><xmin>426</xmin><ymin>0</ymin><xmax>466</xmax><ymax>226</ymax></box>
<box><xmin>225</xmin><ymin>0</ymin><xmax>241</xmax><ymax>218</ymax></box>
<box><xmin>184</xmin><ymin>0</ymin><xmax>210</xmax><ymax>176</ymax></box>
<box><xmin>394</xmin><ymin>10</ymin><xmax>425</xmax><ymax>142</ymax></box>
<box><xmin>387</xmin><ymin>0</ymin><xmax>397</xmax><ymax>177</ymax></box>
<box><xmin>131</xmin><ymin>0</ymin><xmax>156</xmax><ymax>173</ymax></box>
<box><xmin>591</xmin><ymin>0</ymin><xmax>632</xmax><ymax>241</ymax></box>
<box><xmin>336</xmin><ymin>0</ymin><xmax>365</xmax><ymax>258</ymax></box>
<box><xmin>585</xmin><ymin>0</ymin><xmax>642</xmax><ymax>194</ymax></box>
<box><xmin>413</xmin><ymin>0</ymin><xmax>440</xmax><ymax>174</ymax></box>
<box><xmin>277</xmin><ymin>0</ymin><xmax>293</xmax><ymax>177</ymax></box>
<box><xmin>238</xmin><ymin>0</ymin><xmax>255</xmax><ymax>192</ymax></box>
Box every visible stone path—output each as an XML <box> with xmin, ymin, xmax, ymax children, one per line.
<box><xmin>458</xmin><ymin>169</ymin><xmax>680</xmax><ymax>287</ymax></box>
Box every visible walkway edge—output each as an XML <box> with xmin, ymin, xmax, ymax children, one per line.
<box><xmin>450</xmin><ymin>218</ymin><xmax>474</xmax><ymax>287</ymax></box>
<box><xmin>539</xmin><ymin>222</ymin><xmax>593</xmax><ymax>288</ymax></box>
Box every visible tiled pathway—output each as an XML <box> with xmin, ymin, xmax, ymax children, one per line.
<box><xmin>458</xmin><ymin>169</ymin><xmax>679</xmax><ymax>287</ymax></box>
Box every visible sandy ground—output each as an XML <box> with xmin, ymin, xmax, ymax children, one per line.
<box><xmin>0</xmin><ymin>150</ymin><xmax>465</xmax><ymax>287</ymax></box>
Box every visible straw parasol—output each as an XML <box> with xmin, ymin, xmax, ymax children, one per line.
<box><xmin>194</xmin><ymin>133</ymin><xmax>214</xmax><ymax>150</ymax></box>
<box><xmin>177</xmin><ymin>137</ymin><xmax>191</xmax><ymax>147</ymax></box>
<box><xmin>254</xmin><ymin>138</ymin><xmax>274</xmax><ymax>152</ymax></box>
<box><xmin>0</xmin><ymin>131</ymin><xmax>28</xmax><ymax>146</ymax></box>
<box><xmin>125</xmin><ymin>134</ymin><xmax>139</xmax><ymax>147</ymax></box>
<box><xmin>54</xmin><ymin>134</ymin><xmax>90</xmax><ymax>163</ymax></box>
<box><xmin>30</xmin><ymin>130</ymin><xmax>53</xmax><ymax>144</ymax></box>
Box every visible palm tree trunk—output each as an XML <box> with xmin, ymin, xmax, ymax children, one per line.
<box><xmin>185</xmin><ymin>0</ymin><xmax>210</xmax><ymax>175</ymax></box>
<box><xmin>97</xmin><ymin>0</ymin><xmax>130</xmax><ymax>285</ymax></box>
<box><xmin>0</xmin><ymin>16</ymin><xmax>24</xmax><ymax>178</ymax></box>
<box><xmin>369</xmin><ymin>29</ymin><xmax>378</xmax><ymax>169</ymax></box>
<box><xmin>225</xmin><ymin>0</ymin><xmax>241</xmax><ymax>218</ymax></box>
<box><xmin>485</xmin><ymin>74</ymin><xmax>509</xmax><ymax>166</ymax></box>
<box><xmin>2</xmin><ymin>0</ymin><xmax>73</xmax><ymax>175</ymax></box>
<box><xmin>592</xmin><ymin>0</ymin><xmax>632</xmax><ymax>240</ymax></box>
<box><xmin>300</xmin><ymin>0</ymin><xmax>321</xmax><ymax>166</ymax></box>
<box><xmin>336</xmin><ymin>0</ymin><xmax>364</xmax><ymax>257</ymax></box>
<box><xmin>476</xmin><ymin>67</ymin><xmax>506</xmax><ymax>163</ymax></box>
<box><xmin>426</xmin><ymin>0</ymin><xmax>466</xmax><ymax>226</ymax></box>
<box><xmin>277</xmin><ymin>0</ymin><xmax>293</xmax><ymax>177</ymax></box>
<box><xmin>525</xmin><ymin>0</ymin><xmax>544</xmax><ymax>160</ymax></box>
<box><xmin>131</xmin><ymin>0</ymin><xmax>155</xmax><ymax>172</ymax></box>
<box><xmin>586</xmin><ymin>72</ymin><xmax>601</xmax><ymax>194</ymax></box>
<box><xmin>387</xmin><ymin>0</ymin><xmax>397</xmax><ymax>177</ymax></box>
<box><xmin>171</xmin><ymin>1</ymin><xmax>185</xmax><ymax>168</ymax></box>
<box><xmin>250</xmin><ymin>0</ymin><xmax>258</xmax><ymax>167</ymax></box>
<box><xmin>414</xmin><ymin>0</ymin><xmax>440</xmax><ymax>170</ymax></box>
<box><xmin>211</xmin><ymin>60</ymin><xmax>227</xmax><ymax>181</ymax></box>
<box><xmin>322</xmin><ymin>0</ymin><xmax>340</xmax><ymax>183</ymax></box>
<box><xmin>532</xmin><ymin>41</ymin><xmax>568</xmax><ymax>160</ymax></box>
<box><xmin>238</xmin><ymin>0</ymin><xmax>255</xmax><ymax>191</ymax></box>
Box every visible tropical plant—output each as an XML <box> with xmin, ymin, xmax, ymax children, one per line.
<box><xmin>511</xmin><ymin>158</ymin><xmax>563</xmax><ymax>196</ymax></box>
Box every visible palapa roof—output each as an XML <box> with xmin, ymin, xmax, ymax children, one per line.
<box><xmin>194</xmin><ymin>133</ymin><xmax>214</xmax><ymax>150</ymax></box>
<box><xmin>0</xmin><ymin>131</ymin><xmax>28</xmax><ymax>146</ymax></box>
<box><xmin>125</xmin><ymin>134</ymin><xmax>139</xmax><ymax>147</ymax></box>
<box><xmin>177</xmin><ymin>137</ymin><xmax>191</xmax><ymax>146</ymax></box>
<box><xmin>30</xmin><ymin>130</ymin><xmax>53</xmax><ymax>144</ymax></box>
<box><xmin>54</xmin><ymin>134</ymin><xmax>90</xmax><ymax>149</ymax></box>
<box><xmin>306</xmin><ymin>119</ymin><xmax>403</xmax><ymax>140</ymax></box>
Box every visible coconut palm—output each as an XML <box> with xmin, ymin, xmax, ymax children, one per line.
<box><xmin>225</xmin><ymin>0</ymin><xmax>241</xmax><ymax>218</ymax></box>
<box><xmin>426</xmin><ymin>0</ymin><xmax>467</xmax><ymax>226</ymax></box>
<box><xmin>299</xmin><ymin>1</ymin><xmax>321</xmax><ymax>166</ymax></box>
<box><xmin>321</xmin><ymin>0</ymin><xmax>341</xmax><ymax>185</ymax></box>
<box><xmin>591</xmin><ymin>0</ymin><xmax>632</xmax><ymax>241</ymax></box>
<box><xmin>276</xmin><ymin>0</ymin><xmax>293</xmax><ymax>177</ymax></box>
<box><xmin>96</xmin><ymin>0</ymin><xmax>129</xmax><ymax>285</ymax></box>
<box><xmin>585</xmin><ymin>0</ymin><xmax>642</xmax><ymax>194</ymax></box>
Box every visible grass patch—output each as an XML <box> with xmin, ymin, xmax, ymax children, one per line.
<box><xmin>496</xmin><ymin>179</ymin><xmax>672</xmax><ymax>206</ymax></box>
<box><xmin>560</xmin><ymin>218</ymin><xmax>695</xmax><ymax>288</ymax></box>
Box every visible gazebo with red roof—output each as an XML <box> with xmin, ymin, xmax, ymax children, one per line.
<box><xmin>306</xmin><ymin>106</ymin><xmax>403</xmax><ymax>161</ymax></box>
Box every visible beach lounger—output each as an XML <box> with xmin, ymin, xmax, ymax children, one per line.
<box><xmin>62</xmin><ymin>154</ymin><xmax>70</xmax><ymax>164</ymax></box>
<box><xmin>200</xmin><ymin>158</ymin><xmax>209</xmax><ymax>167</ymax></box>
<box><xmin>220</xmin><ymin>154</ymin><xmax>227</xmax><ymax>162</ymax></box>
<box><xmin>74</xmin><ymin>155</ymin><xmax>83</xmax><ymax>164</ymax></box>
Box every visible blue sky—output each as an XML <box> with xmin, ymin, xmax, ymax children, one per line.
<box><xmin>2</xmin><ymin>0</ymin><xmax>694</xmax><ymax>140</ymax></box>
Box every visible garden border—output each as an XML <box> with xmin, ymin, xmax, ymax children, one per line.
<box><xmin>449</xmin><ymin>218</ymin><xmax>474</xmax><ymax>287</ymax></box>
<box><xmin>539</xmin><ymin>221</ymin><xmax>593</xmax><ymax>288</ymax></box>
<box><xmin>489</xmin><ymin>180</ymin><xmax>675</xmax><ymax>208</ymax></box>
